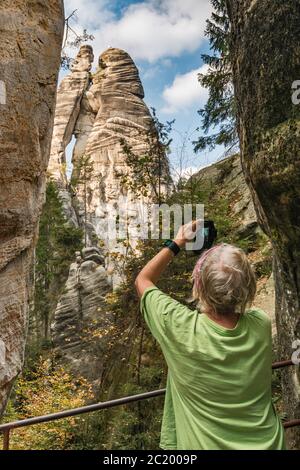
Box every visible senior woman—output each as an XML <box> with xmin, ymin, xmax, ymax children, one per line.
<box><xmin>135</xmin><ymin>220</ymin><xmax>285</xmax><ymax>450</ymax></box>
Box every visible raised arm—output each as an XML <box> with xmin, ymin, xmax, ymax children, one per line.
<box><xmin>135</xmin><ymin>220</ymin><xmax>201</xmax><ymax>297</ymax></box>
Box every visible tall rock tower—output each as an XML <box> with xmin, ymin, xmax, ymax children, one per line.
<box><xmin>48</xmin><ymin>46</ymin><xmax>170</xmax><ymax>266</ymax></box>
<box><xmin>48</xmin><ymin>45</ymin><xmax>94</xmax><ymax>184</ymax></box>
<box><xmin>49</xmin><ymin>46</ymin><xmax>171</xmax><ymax>383</ymax></box>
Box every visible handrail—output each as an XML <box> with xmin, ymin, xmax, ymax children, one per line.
<box><xmin>0</xmin><ymin>359</ymin><xmax>298</xmax><ymax>450</ymax></box>
<box><xmin>272</xmin><ymin>359</ymin><xmax>294</xmax><ymax>369</ymax></box>
<box><xmin>0</xmin><ymin>388</ymin><xmax>166</xmax><ymax>432</ymax></box>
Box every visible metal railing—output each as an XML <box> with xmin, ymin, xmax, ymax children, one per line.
<box><xmin>0</xmin><ymin>359</ymin><xmax>299</xmax><ymax>450</ymax></box>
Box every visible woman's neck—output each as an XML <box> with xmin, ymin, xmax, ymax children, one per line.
<box><xmin>205</xmin><ymin>310</ymin><xmax>240</xmax><ymax>329</ymax></box>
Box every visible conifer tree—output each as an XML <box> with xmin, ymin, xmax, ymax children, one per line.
<box><xmin>194</xmin><ymin>0</ymin><xmax>237</xmax><ymax>153</ymax></box>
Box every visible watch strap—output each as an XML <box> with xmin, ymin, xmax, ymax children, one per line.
<box><xmin>163</xmin><ymin>239</ymin><xmax>181</xmax><ymax>256</ymax></box>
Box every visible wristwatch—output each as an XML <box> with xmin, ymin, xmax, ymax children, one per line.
<box><xmin>162</xmin><ymin>239</ymin><xmax>181</xmax><ymax>256</ymax></box>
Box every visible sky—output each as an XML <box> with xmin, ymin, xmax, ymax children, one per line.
<box><xmin>62</xmin><ymin>0</ymin><xmax>226</xmax><ymax>179</ymax></box>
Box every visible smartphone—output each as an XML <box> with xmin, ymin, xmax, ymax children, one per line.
<box><xmin>192</xmin><ymin>220</ymin><xmax>217</xmax><ymax>255</ymax></box>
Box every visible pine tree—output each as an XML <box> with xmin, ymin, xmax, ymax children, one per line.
<box><xmin>193</xmin><ymin>0</ymin><xmax>238</xmax><ymax>153</ymax></box>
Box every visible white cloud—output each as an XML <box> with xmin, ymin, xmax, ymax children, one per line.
<box><xmin>64</xmin><ymin>0</ymin><xmax>113</xmax><ymax>29</ymax></box>
<box><xmin>64</xmin><ymin>0</ymin><xmax>212</xmax><ymax>63</ymax></box>
<box><xmin>161</xmin><ymin>64</ymin><xmax>209</xmax><ymax>114</ymax></box>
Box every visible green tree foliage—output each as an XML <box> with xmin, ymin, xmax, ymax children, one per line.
<box><xmin>2</xmin><ymin>359</ymin><xmax>93</xmax><ymax>450</ymax></box>
<box><xmin>32</xmin><ymin>181</ymin><xmax>83</xmax><ymax>346</ymax></box>
<box><xmin>193</xmin><ymin>0</ymin><xmax>238</xmax><ymax>153</ymax></box>
<box><xmin>120</xmin><ymin>108</ymin><xmax>174</xmax><ymax>204</ymax></box>
<box><xmin>70</xmin><ymin>155</ymin><xmax>94</xmax><ymax>247</ymax></box>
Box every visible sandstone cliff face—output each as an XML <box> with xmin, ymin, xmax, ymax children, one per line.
<box><xmin>194</xmin><ymin>154</ymin><xmax>275</xmax><ymax>330</ymax></box>
<box><xmin>48</xmin><ymin>45</ymin><xmax>94</xmax><ymax>183</ymax></box>
<box><xmin>51</xmin><ymin>247</ymin><xmax>113</xmax><ymax>387</ymax></box>
<box><xmin>48</xmin><ymin>45</ymin><xmax>95</xmax><ymax>226</ymax></box>
<box><xmin>194</xmin><ymin>154</ymin><xmax>258</xmax><ymax>237</ymax></box>
<box><xmin>0</xmin><ymin>0</ymin><xmax>64</xmax><ymax>415</ymax></box>
<box><xmin>227</xmin><ymin>1</ymin><xmax>300</xmax><ymax>447</ymax></box>
<box><xmin>82</xmin><ymin>48</ymin><xmax>160</xmax><ymax>254</ymax></box>
<box><xmin>48</xmin><ymin>47</ymin><xmax>169</xmax><ymax>260</ymax></box>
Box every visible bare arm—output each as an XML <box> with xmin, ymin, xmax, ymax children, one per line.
<box><xmin>135</xmin><ymin>220</ymin><xmax>201</xmax><ymax>298</ymax></box>
<box><xmin>135</xmin><ymin>247</ymin><xmax>176</xmax><ymax>297</ymax></box>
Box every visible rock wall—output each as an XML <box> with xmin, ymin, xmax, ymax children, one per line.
<box><xmin>51</xmin><ymin>247</ymin><xmax>113</xmax><ymax>388</ymax></box>
<box><xmin>0</xmin><ymin>0</ymin><xmax>64</xmax><ymax>415</ymax></box>
<box><xmin>194</xmin><ymin>154</ymin><xmax>258</xmax><ymax>237</ymax></box>
<box><xmin>226</xmin><ymin>0</ymin><xmax>300</xmax><ymax>447</ymax></box>
<box><xmin>194</xmin><ymin>154</ymin><xmax>276</xmax><ymax>330</ymax></box>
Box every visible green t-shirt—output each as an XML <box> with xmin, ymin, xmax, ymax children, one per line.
<box><xmin>140</xmin><ymin>286</ymin><xmax>286</xmax><ymax>450</ymax></box>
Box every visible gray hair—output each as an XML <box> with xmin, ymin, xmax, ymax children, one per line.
<box><xmin>192</xmin><ymin>244</ymin><xmax>257</xmax><ymax>316</ymax></box>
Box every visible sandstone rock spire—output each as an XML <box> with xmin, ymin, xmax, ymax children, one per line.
<box><xmin>81</xmin><ymin>47</ymin><xmax>159</xmax><ymax>252</ymax></box>
<box><xmin>48</xmin><ymin>45</ymin><xmax>94</xmax><ymax>184</ymax></box>
<box><xmin>49</xmin><ymin>47</ymin><xmax>171</xmax><ymax>380</ymax></box>
<box><xmin>51</xmin><ymin>247</ymin><xmax>113</xmax><ymax>387</ymax></box>
<box><xmin>48</xmin><ymin>46</ymin><xmax>170</xmax><ymax>253</ymax></box>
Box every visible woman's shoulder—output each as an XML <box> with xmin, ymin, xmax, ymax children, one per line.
<box><xmin>245</xmin><ymin>306</ymin><xmax>272</xmax><ymax>326</ymax></box>
<box><xmin>141</xmin><ymin>286</ymin><xmax>198</xmax><ymax>324</ymax></box>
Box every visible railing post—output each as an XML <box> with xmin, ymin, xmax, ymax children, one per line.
<box><xmin>3</xmin><ymin>429</ymin><xmax>10</xmax><ymax>450</ymax></box>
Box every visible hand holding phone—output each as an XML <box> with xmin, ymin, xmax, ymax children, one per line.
<box><xmin>174</xmin><ymin>219</ymin><xmax>217</xmax><ymax>254</ymax></box>
<box><xmin>174</xmin><ymin>219</ymin><xmax>203</xmax><ymax>248</ymax></box>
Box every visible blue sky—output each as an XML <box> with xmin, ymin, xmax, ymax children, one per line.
<box><xmin>63</xmin><ymin>0</ymin><xmax>225</xmax><ymax>178</ymax></box>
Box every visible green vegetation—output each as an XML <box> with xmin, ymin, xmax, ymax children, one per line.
<box><xmin>193</xmin><ymin>0</ymin><xmax>237</xmax><ymax>153</ymax></box>
<box><xmin>2</xmin><ymin>358</ymin><xmax>92</xmax><ymax>450</ymax></box>
<box><xmin>88</xmin><ymin>171</ymin><xmax>270</xmax><ymax>450</ymax></box>
<box><xmin>1</xmin><ymin>75</ymin><xmax>274</xmax><ymax>450</ymax></box>
<box><xmin>28</xmin><ymin>180</ymin><xmax>83</xmax><ymax>359</ymax></box>
<box><xmin>70</xmin><ymin>154</ymin><xmax>95</xmax><ymax>247</ymax></box>
<box><xmin>120</xmin><ymin>108</ymin><xmax>174</xmax><ymax>204</ymax></box>
<box><xmin>2</xmin><ymin>164</ymin><xmax>273</xmax><ymax>450</ymax></box>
